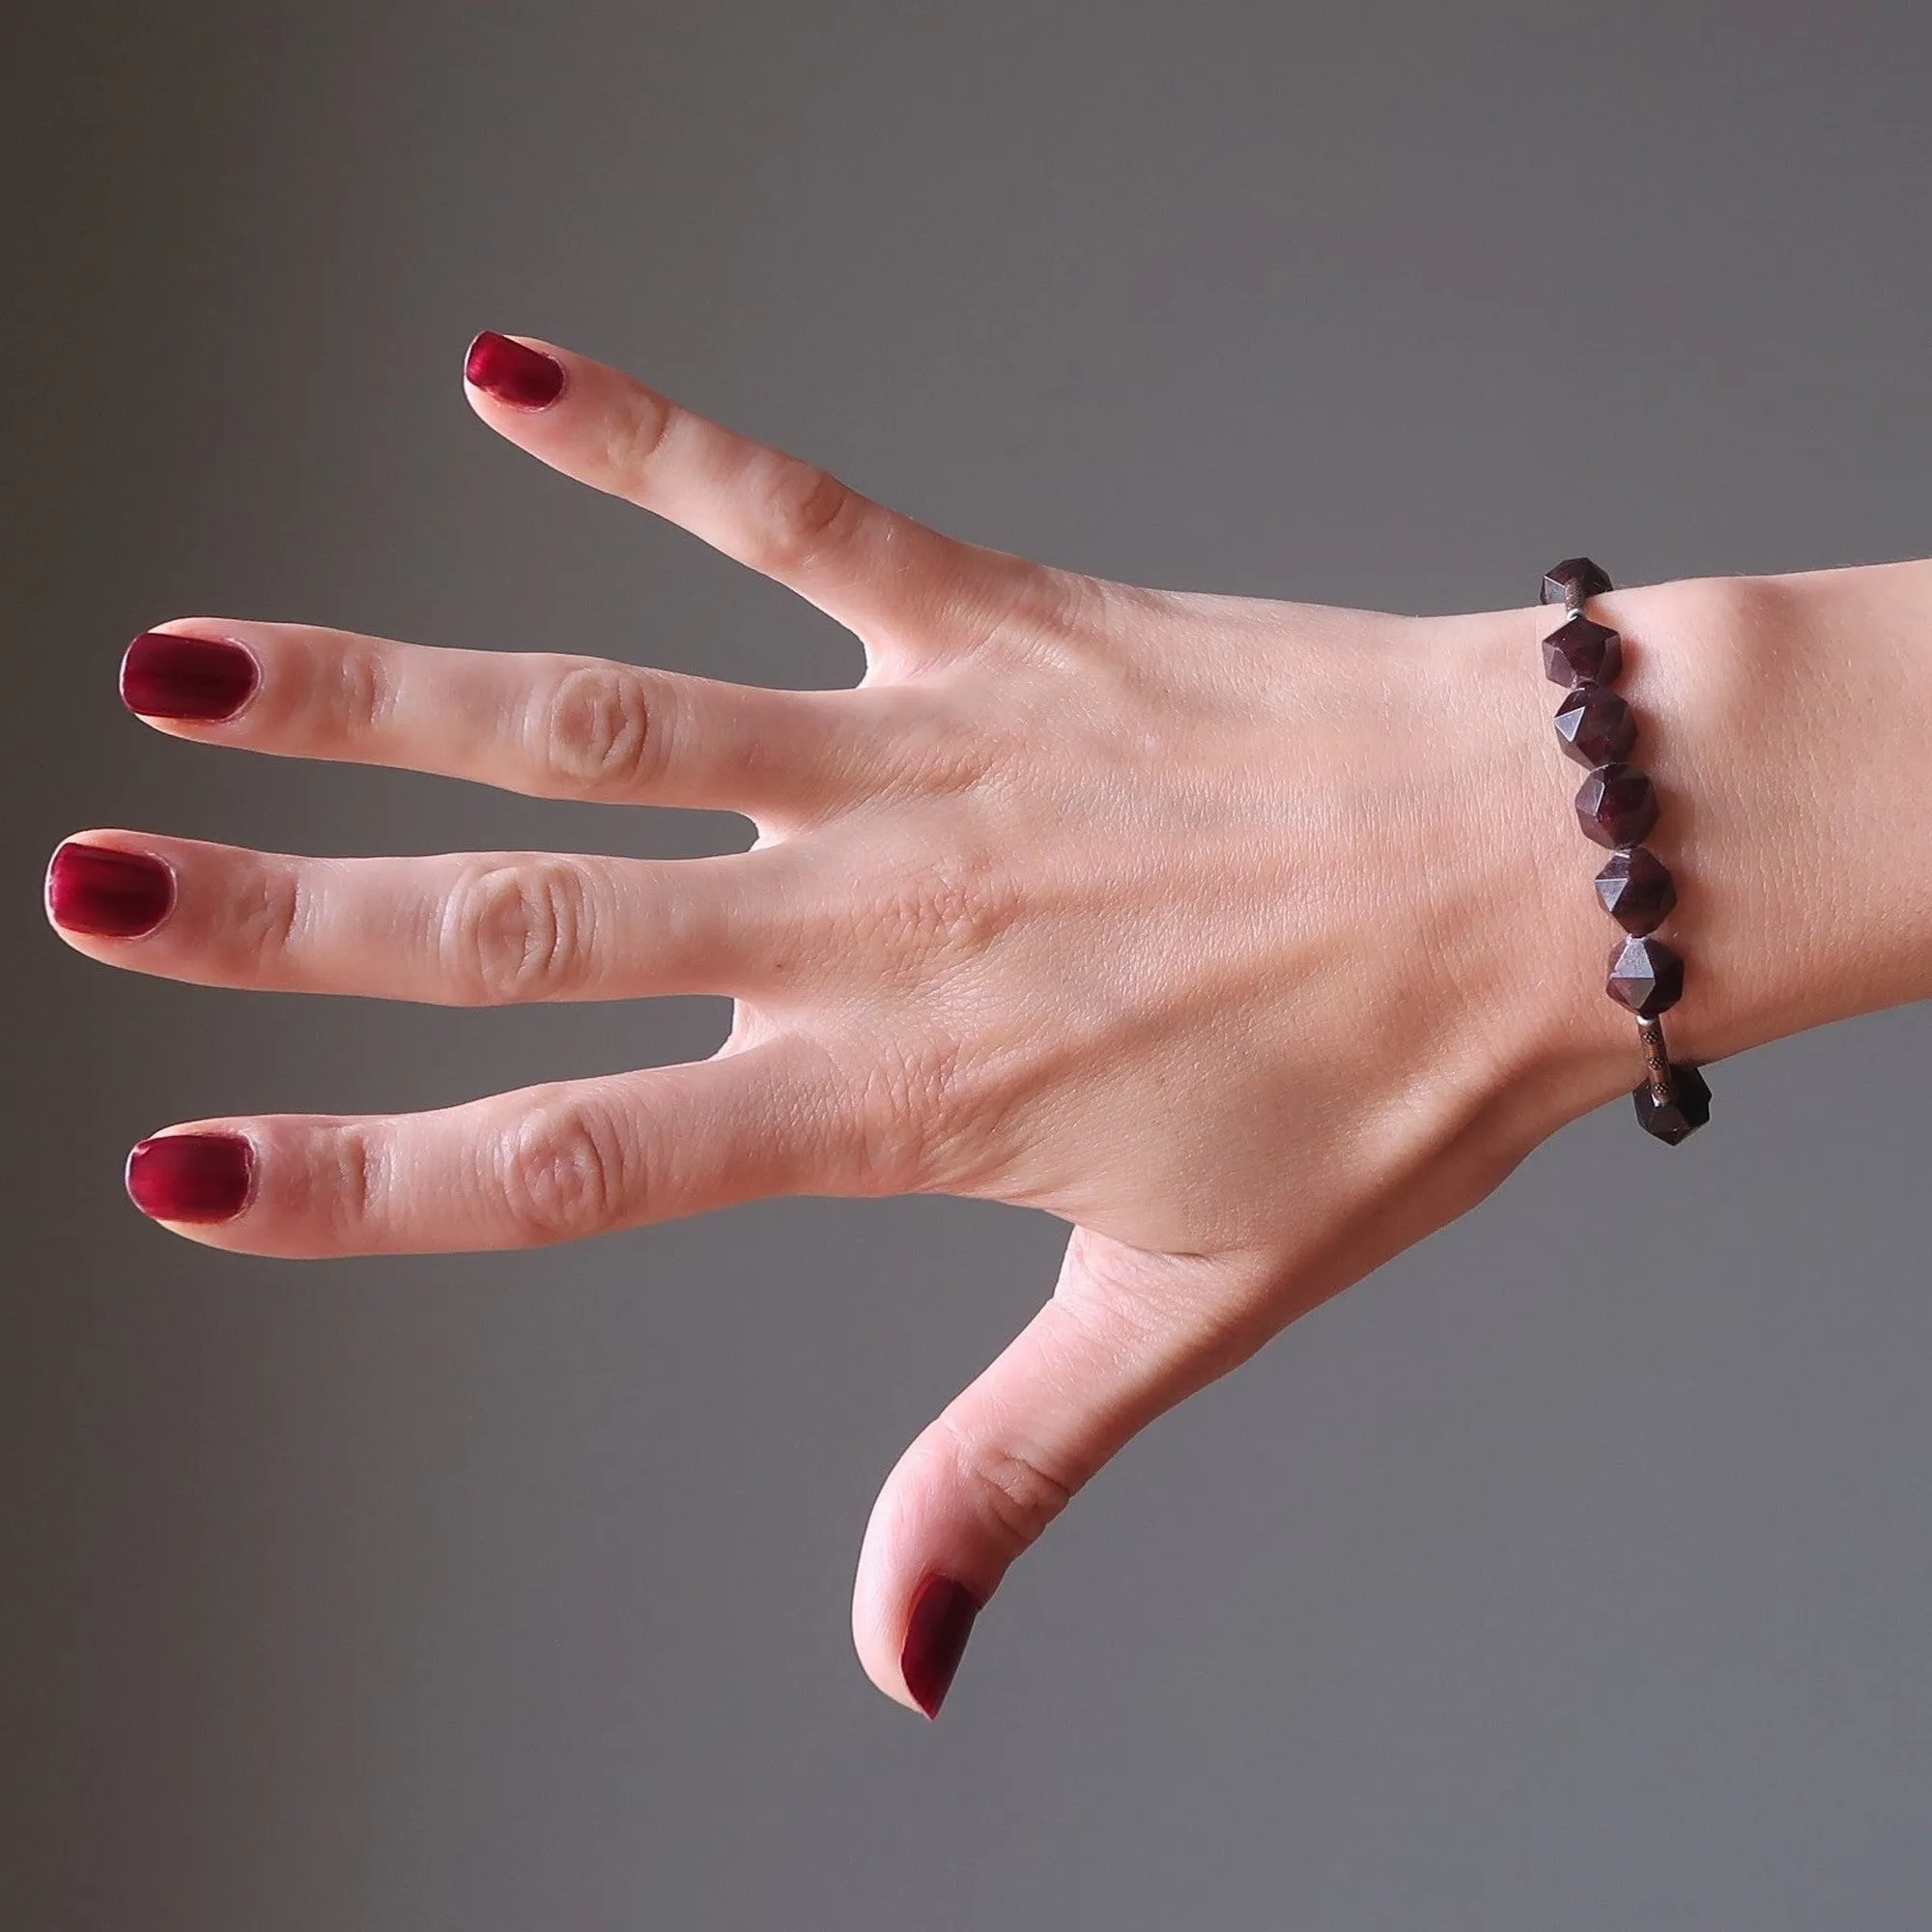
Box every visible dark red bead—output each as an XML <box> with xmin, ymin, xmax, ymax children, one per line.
<box><xmin>1576</xmin><ymin>763</ymin><xmax>1659</xmax><ymax>848</ymax></box>
<box><xmin>1541</xmin><ymin>556</ymin><xmax>1614</xmax><ymax>607</ymax></box>
<box><xmin>1633</xmin><ymin>1063</ymin><xmax>1711</xmax><ymax>1144</ymax></box>
<box><xmin>1606</xmin><ymin>934</ymin><xmax>1684</xmax><ymax>1016</ymax></box>
<box><xmin>1594</xmin><ymin>846</ymin><xmax>1677</xmax><ymax>934</ymax></box>
<box><xmin>1542</xmin><ymin>614</ymin><xmax>1624</xmax><ymax>688</ymax></box>
<box><xmin>1554</xmin><ymin>685</ymin><xmax>1636</xmax><ymax>767</ymax></box>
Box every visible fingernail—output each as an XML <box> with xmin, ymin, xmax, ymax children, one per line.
<box><xmin>121</xmin><ymin>631</ymin><xmax>260</xmax><ymax>721</ymax></box>
<box><xmin>45</xmin><ymin>841</ymin><xmax>176</xmax><ymax>938</ymax></box>
<box><xmin>901</xmin><ymin>1576</ymin><xmax>981</xmax><ymax>1719</ymax></box>
<box><xmin>126</xmin><ymin>1133</ymin><xmax>256</xmax><ymax>1224</ymax></box>
<box><xmin>465</xmin><ymin>330</ymin><xmax>565</xmax><ymax>410</ymax></box>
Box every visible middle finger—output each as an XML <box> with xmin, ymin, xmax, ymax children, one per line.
<box><xmin>44</xmin><ymin>833</ymin><xmax>803</xmax><ymax>1005</ymax></box>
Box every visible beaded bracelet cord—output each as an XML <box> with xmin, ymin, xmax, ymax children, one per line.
<box><xmin>1539</xmin><ymin>556</ymin><xmax>1712</xmax><ymax>1145</ymax></box>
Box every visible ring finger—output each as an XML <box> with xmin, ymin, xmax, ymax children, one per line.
<box><xmin>44</xmin><ymin>832</ymin><xmax>805</xmax><ymax>1004</ymax></box>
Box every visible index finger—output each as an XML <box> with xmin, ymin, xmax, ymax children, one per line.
<box><xmin>462</xmin><ymin>330</ymin><xmax>1048</xmax><ymax>659</ymax></box>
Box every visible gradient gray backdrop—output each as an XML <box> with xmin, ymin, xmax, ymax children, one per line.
<box><xmin>7</xmin><ymin>3</ymin><xmax>1931</xmax><ymax>1926</ymax></box>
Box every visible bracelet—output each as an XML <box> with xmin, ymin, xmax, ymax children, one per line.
<box><xmin>1539</xmin><ymin>556</ymin><xmax>1712</xmax><ymax>1146</ymax></box>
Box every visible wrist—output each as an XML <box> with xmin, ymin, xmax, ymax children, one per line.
<box><xmin>1485</xmin><ymin>558</ymin><xmax>1932</xmax><ymax>1135</ymax></box>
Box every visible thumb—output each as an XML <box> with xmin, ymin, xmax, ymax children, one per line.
<box><xmin>853</xmin><ymin>1227</ymin><xmax>1269</xmax><ymax>1719</ymax></box>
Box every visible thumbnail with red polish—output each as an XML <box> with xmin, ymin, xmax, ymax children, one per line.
<box><xmin>46</xmin><ymin>841</ymin><xmax>175</xmax><ymax>938</ymax></box>
<box><xmin>901</xmin><ymin>1575</ymin><xmax>981</xmax><ymax>1719</ymax></box>
<box><xmin>126</xmin><ymin>1134</ymin><xmax>255</xmax><ymax>1224</ymax></box>
<box><xmin>121</xmin><ymin>632</ymin><xmax>260</xmax><ymax>721</ymax></box>
<box><xmin>465</xmin><ymin>331</ymin><xmax>565</xmax><ymax>410</ymax></box>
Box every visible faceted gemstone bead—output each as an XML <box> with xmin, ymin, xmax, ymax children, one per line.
<box><xmin>1575</xmin><ymin>763</ymin><xmax>1659</xmax><ymax>848</ymax></box>
<box><xmin>1606</xmin><ymin>933</ymin><xmax>1684</xmax><ymax>1016</ymax></box>
<box><xmin>1542</xmin><ymin>614</ymin><xmax>1625</xmax><ymax>688</ymax></box>
<box><xmin>1554</xmin><ymin>684</ymin><xmax>1636</xmax><ymax>767</ymax></box>
<box><xmin>1633</xmin><ymin>1062</ymin><xmax>1712</xmax><ymax>1145</ymax></box>
<box><xmin>1594</xmin><ymin>845</ymin><xmax>1677</xmax><ymax>934</ymax></box>
<box><xmin>1540</xmin><ymin>556</ymin><xmax>1614</xmax><ymax>607</ymax></box>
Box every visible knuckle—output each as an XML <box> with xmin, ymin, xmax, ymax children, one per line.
<box><xmin>318</xmin><ymin>1122</ymin><xmax>383</xmax><ymax>1242</ymax></box>
<box><xmin>846</xmin><ymin>1032</ymin><xmax>973</xmax><ymax>1195</ymax></box>
<box><xmin>601</xmin><ymin>385</ymin><xmax>676</xmax><ymax>490</ymax></box>
<box><xmin>445</xmin><ymin>862</ymin><xmax>593</xmax><ymax>1003</ymax></box>
<box><xmin>225</xmin><ymin>863</ymin><xmax>304</xmax><ymax>971</ymax></box>
<box><xmin>744</xmin><ymin>456</ymin><xmax>865</xmax><ymax>576</ymax></box>
<box><xmin>538</xmin><ymin>663</ymin><xmax>668</xmax><ymax>798</ymax></box>
<box><xmin>323</xmin><ymin>639</ymin><xmax>395</xmax><ymax>741</ymax></box>
<box><xmin>497</xmin><ymin>1095</ymin><xmax>633</xmax><ymax>1244</ymax></box>
<box><xmin>983</xmin><ymin>568</ymin><xmax>1139</xmax><ymax>669</ymax></box>
<box><xmin>941</xmin><ymin>1417</ymin><xmax>1075</xmax><ymax>1553</ymax></box>
<box><xmin>884</xmin><ymin>845</ymin><xmax>1019</xmax><ymax>972</ymax></box>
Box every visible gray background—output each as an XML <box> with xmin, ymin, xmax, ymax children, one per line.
<box><xmin>6</xmin><ymin>2</ymin><xmax>1930</xmax><ymax>1926</ymax></box>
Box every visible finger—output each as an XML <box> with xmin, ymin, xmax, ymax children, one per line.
<box><xmin>851</xmin><ymin>1230</ymin><xmax>1272</xmax><ymax>1719</ymax></box>
<box><xmin>461</xmin><ymin>329</ymin><xmax>1051</xmax><ymax>652</ymax></box>
<box><xmin>121</xmin><ymin>1036</ymin><xmax>856</xmax><ymax>1257</ymax></box>
<box><xmin>44</xmin><ymin>832</ymin><xmax>803</xmax><ymax>1004</ymax></box>
<box><xmin>120</xmin><ymin>620</ymin><xmax>884</xmax><ymax>820</ymax></box>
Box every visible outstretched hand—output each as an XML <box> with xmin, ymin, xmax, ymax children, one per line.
<box><xmin>46</xmin><ymin>331</ymin><xmax>1656</xmax><ymax>1716</ymax></box>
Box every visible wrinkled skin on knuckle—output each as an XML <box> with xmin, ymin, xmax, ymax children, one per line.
<box><xmin>539</xmin><ymin>663</ymin><xmax>664</xmax><ymax>797</ymax></box>
<box><xmin>311</xmin><ymin>638</ymin><xmax>395</xmax><ymax>744</ymax></box>
<box><xmin>779</xmin><ymin>830</ymin><xmax>1013</xmax><ymax>1003</ymax></box>
<box><xmin>222</xmin><ymin>863</ymin><xmax>304</xmax><ymax>975</ymax></box>
<box><xmin>938</xmin><ymin>1415</ymin><xmax>1075</xmax><ymax>1555</ymax></box>
<box><xmin>445</xmin><ymin>862</ymin><xmax>591</xmax><ymax>1004</ymax></box>
<box><xmin>744</xmin><ymin>455</ymin><xmax>863</xmax><ymax>578</ymax></box>
<box><xmin>975</xmin><ymin>565</ymin><xmax>1142</xmax><ymax>669</ymax></box>
<box><xmin>496</xmin><ymin>1096</ymin><xmax>633</xmax><ymax>1244</ymax></box>
<box><xmin>296</xmin><ymin>1120</ymin><xmax>384</xmax><ymax>1248</ymax></box>
<box><xmin>841</xmin><ymin>1027</ymin><xmax>994</xmax><ymax>1196</ymax></box>
<box><xmin>867</xmin><ymin>838</ymin><xmax>1024</xmax><ymax>984</ymax></box>
<box><xmin>599</xmin><ymin>384</ymin><xmax>675</xmax><ymax>490</ymax></box>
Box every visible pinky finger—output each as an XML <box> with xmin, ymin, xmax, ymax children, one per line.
<box><xmin>124</xmin><ymin>1036</ymin><xmax>858</xmax><ymax>1258</ymax></box>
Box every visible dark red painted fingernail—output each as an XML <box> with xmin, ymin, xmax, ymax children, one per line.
<box><xmin>120</xmin><ymin>631</ymin><xmax>260</xmax><ymax>721</ymax></box>
<box><xmin>465</xmin><ymin>331</ymin><xmax>565</xmax><ymax>410</ymax></box>
<box><xmin>901</xmin><ymin>1576</ymin><xmax>982</xmax><ymax>1719</ymax></box>
<box><xmin>126</xmin><ymin>1133</ymin><xmax>256</xmax><ymax>1224</ymax></box>
<box><xmin>45</xmin><ymin>841</ymin><xmax>176</xmax><ymax>938</ymax></box>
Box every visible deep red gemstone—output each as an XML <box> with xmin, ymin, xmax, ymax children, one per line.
<box><xmin>1576</xmin><ymin>764</ymin><xmax>1659</xmax><ymax>848</ymax></box>
<box><xmin>1606</xmin><ymin>934</ymin><xmax>1683</xmax><ymax>1016</ymax></box>
<box><xmin>1633</xmin><ymin>1062</ymin><xmax>1711</xmax><ymax>1144</ymax></box>
<box><xmin>1542</xmin><ymin>614</ymin><xmax>1625</xmax><ymax>688</ymax></box>
<box><xmin>1555</xmin><ymin>685</ymin><xmax>1636</xmax><ymax>767</ymax></box>
<box><xmin>1541</xmin><ymin>556</ymin><xmax>1614</xmax><ymax>607</ymax></box>
<box><xmin>1594</xmin><ymin>845</ymin><xmax>1676</xmax><ymax>933</ymax></box>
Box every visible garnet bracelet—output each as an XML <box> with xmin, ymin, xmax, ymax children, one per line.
<box><xmin>1539</xmin><ymin>556</ymin><xmax>1711</xmax><ymax>1145</ymax></box>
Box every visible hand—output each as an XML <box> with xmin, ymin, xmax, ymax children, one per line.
<box><xmin>44</xmin><ymin>330</ymin><xmax>1838</xmax><ymax>1718</ymax></box>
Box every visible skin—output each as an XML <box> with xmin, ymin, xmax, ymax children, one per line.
<box><xmin>44</xmin><ymin>334</ymin><xmax>1932</xmax><ymax>1715</ymax></box>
